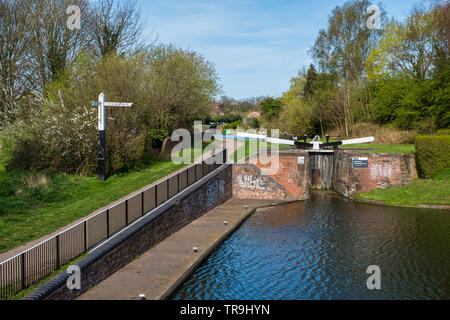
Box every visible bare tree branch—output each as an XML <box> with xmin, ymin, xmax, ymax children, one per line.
<box><xmin>88</xmin><ymin>0</ymin><xmax>147</xmax><ymax>57</ymax></box>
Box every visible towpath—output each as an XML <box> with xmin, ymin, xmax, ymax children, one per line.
<box><xmin>77</xmin><ymin>198</ymin><xmax>284</xmax><ymax>300</ymax></box>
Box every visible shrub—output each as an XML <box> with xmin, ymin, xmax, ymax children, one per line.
<box><xmin>223</xmin><ymin>120</ymin><xmax>242</xmax><ymax>131</ymax></box>
<box><xmin>350</xmin><ymin>123</ymin><xmax>417</xmax><ymax>144</ymax></box>
<box><xmin>1</xmin><ymin>55</ymin><xmax>146</xmax><ymax>175</ymax></box>
<box><xmin>437</xmin><ymin>129</ymin><xmax>450</xmax><ymax>135</ymax></box>
<box><xmin>415</xmin><ymin>135</ymin><xmax>450</xmax><ymax>178</ymax></box>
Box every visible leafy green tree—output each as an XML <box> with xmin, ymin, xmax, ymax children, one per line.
<box><xmin>303</xmin><ymin>64</ymin><xmax>318</xmax><ymax>98</ymax></box>
<box><xmin>260</xmin><ymin>97</ymin><xmax>283</xmax><ymax>121</ymax></box>
<box><xmin>142</xmin><ymin>45</ymin><xmax>221</xmax><ymax>139</ymax></box>
<box><xmin>371</xmin><ymin>64</ymin><xmax>450</xmax><ymax>132</ymax></box>
<box><xmin>310</xmin><ymin>0</ymin><xmax>383</xmax><ymax>81</ymax></box>
<box><xmin>309</xmin><ymin>0</ymin><xmax>384</xmax><ymax>136</ymax></box>
<box><xmin>366</xmin><ymin>7</ymin><xmax>445</xmax><ymax>81</ymax></box>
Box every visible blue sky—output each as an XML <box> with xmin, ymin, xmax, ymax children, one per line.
<box><xmin>138</xmin><ymin>0</ymin><xmax>424</xmax><ymax>99</ymax></box>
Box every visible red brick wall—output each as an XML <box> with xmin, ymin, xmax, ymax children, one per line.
<box><xmin>233</xmin><ymin>164</ymin><xmax>287</xmax><ymax>200</ymax></box>
<box><xmin>333</xmin><ymin>151</ymin><xmax>417</xmax><ymax>198</ymax></box>
<box><xmin>233</xmin><ymin>150</ymin><xmax>310</xmax><ymax>200</ymax></box>
<box><xmin>233</xmin><ymin>150</ymin><xmax>417</xmax><ymax>200</ymax></box>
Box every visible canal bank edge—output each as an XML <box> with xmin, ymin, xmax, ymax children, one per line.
<box><xmin>353</xmin><ymin>197</ymin><xmax>450</xmax><ymax>211</ymax></box>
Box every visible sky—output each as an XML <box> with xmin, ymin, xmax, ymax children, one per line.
<box><xmin>137</xmin><ymin>0</ymin><xmax>425</xmax><ymax>100</ymax></box>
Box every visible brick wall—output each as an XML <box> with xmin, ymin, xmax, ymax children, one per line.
<box><xmin>233</xmin><ymin>149</ymin><xmax>417</xmax><ymax>200</ymax></box>
<box><xmin>24</xmin><ymin>165</ymin><xmax>232</xmax><ymax>300</ymax></box>
<box><xmin>233</xmin><ymin>164</ymin><xmax>287</xmax><ymax>200</ymax></box>
<box><xmin>233</xmin><ymin>150</ymin><xmax>310</xmax><ymax>201</ymax></box>
<box><xmin>333</xmin><ymin>151</ymin><xmax>417</xmax><ymax>198</ymax></box>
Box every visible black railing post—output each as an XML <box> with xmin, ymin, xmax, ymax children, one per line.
<box><xmin>166</xmin><ymin>179</ymin><xmax>169</xmax><ymax>200</ymax></box>
<box><xmin>155</xmin><ymin>184</ymin><xmax>158</xmax><ymax>207</ymax></box>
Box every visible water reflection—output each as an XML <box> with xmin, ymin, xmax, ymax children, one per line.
<box><xmin>172</xmin><ymin>192</ymin><xmax>450</xmax><ymax>300</ymax></box>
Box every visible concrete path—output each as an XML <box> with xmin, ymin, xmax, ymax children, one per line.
<box><xmin>78</xmin><ymin>198</ymin><xmax>284</xmax><ymax>300</ymax></box>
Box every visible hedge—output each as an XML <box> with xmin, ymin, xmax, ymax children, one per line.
<box><xmin>436</xmin><ymin>129</ymin><xmax>450</xmax><ymax>135</ymax></box>
<box><xmin>415</xmin><ymin>135</ymin><xmax>450</xmax><ymax>178</ymax></box>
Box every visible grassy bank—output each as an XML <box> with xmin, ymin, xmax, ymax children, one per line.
<box><xmin>0</xmin><ymin>143</ymin><xmax>213</xmax><ymax>254</ymax></box>
<box><xmin>357</xmin><ymin>169</ymin><xmax>450</xmax><ymax>207</ymax></box>
<box><xmin>342</xmin><ymin>143</ymin><xmax>415</xmax><ymax>154</ymax></box>
<box><xmin>232</xmin><ymin>140</ymin><xmax>415</xmax><ymax>160</ymax></box>
<box><xmin>231</xmin><ymin>139</ymin><xmax>292</xmax><ymax>162</ymax></box>
<box><xmin>231</xmin><ymin>140</ymin><xmax>415</xmax><ymax>161</ymax></box>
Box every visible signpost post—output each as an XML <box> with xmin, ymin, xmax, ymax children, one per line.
<box><xmin>92</xmin><ymin>93</ymin><xmax>133</xmax><ymax>181</ymax></box>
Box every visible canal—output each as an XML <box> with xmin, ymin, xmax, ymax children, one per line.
<box><xmin>171</xmin><ymin>192</ymin><xmax>450</xmax><ymax>300</ymax></box>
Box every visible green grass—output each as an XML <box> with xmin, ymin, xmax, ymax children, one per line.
<box><xmin>357</xmin><ymin>168</ymin><xmax>450</xmax><ymax>207</ymax></box>
<box><xmin>231</xmin><ymin>139</ymin><xmax>292</xmax><ymax>162</ymax></box>
<box><xmin>231</xmin><ymin>140</ymin><xmax>415</xmax><ymax>160</ymax></box>
<box><xmin>0</xmin><ymin>142</ymin><xmax>213</xmax><ymax>254</ymax></box>
<box><xmin>342</xmin><ymin>143</ymin><xmax>415</xmax><ymax>154</ymax></box>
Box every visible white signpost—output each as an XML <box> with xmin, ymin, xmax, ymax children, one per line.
<box><xmin>92</xmin><ymin>93</ymin><xmax>133</xmax><ymax>181</ymax></box>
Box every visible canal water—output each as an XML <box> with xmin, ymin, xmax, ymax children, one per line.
<box><xmin>171</xmin><ymin>192</ymin><xmax>450</xmax><ymax>300</ymax></box>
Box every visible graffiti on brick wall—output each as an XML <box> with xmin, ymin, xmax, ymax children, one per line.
<box><xmin>370</xmin><ymin>164</ymin><xmax>392</xmax><ymax>180</ymax></box>
<box><xmin>183</xmin><ymin>191</ymin><xmax>205</xmax><ymax>215</ymax></box>
<box><xmin>207</xmin><ymin>180</ymin><xmax>218</xmax><ymax>208</ymax></box>
<box><xmin>219</xmin><ymin>179</ymin><xmax>225</xmax><ymax>195</ymax></box>
<box><xmin>182</xmin><ymin>177</ymin><xmax>227</xmax><ymax>214</ymax></box>
<box><xmin>237</xmin><ymin>174</ymin><xmax>267</xmax><ymax>191</ymax></box>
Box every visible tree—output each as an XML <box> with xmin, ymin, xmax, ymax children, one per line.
<box><xmin>260</xmin><ymin>97</ymin><xmax>283</xmax><ymax>121</ymax></box>
<box><xmin>310</xmin><ymin>0</ymin><xmax>383</xmax><ymax>81</ymax></box>
<box><xmin>89</xmin><ymin>0</ymin><xmax>146</xmax><ymax>57</ymax></box>
<box><xmin>303</xmin><ymin>64</ymin><xmax>318</xmax><ymax>98</ymax></box>
<box><xmin>142</xmin><ymin>45</ymin><xmax>221</xmax><ymax>140</ymax></box>
<box><xmin>309</xmin><ymin>0</ymin><xmax>384</xmax><ymax>136</ymax></box>
<box><xmin>365</xmin><ymin>6</ymin><xmax>445</xmax><ymax>81</ymax></box>
<box><xmin>0</xmin><ymin>0</ymin><xmax>29</xmax><ymax>124</ymax></box>
<box><xmin>26</xmin><ymin>0</ymin><xmax>91</xmax><ymax>92</ymax></box>
<box><xmin>366</xmin><ymin>2</ymin><xmax>449</xmax><ymax>132</ymax></box>
<box><xmin>371</xmin><ymin>67</ymin><xmax>450</xmax><ymax>132</ymax></box>
<box><xmin>219</xmin><ymin>96</ymin><xmax>237</xmax><ymax>113</ymax></box>
<box><xmin>432</xmin><ymin>1</ymin><xmax>449</xmax><ymax>74</ymax></box>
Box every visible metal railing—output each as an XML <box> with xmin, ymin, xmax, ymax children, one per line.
<box><xmin>0</xmin><ymin>149</ymin><xmax>227</xmax><ymax>300</ymax></box>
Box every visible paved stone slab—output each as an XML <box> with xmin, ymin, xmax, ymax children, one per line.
<box><xmin>78</xmin><ymin>198</ymin><xmax>282</xmax><ymax>300</ymax></box>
